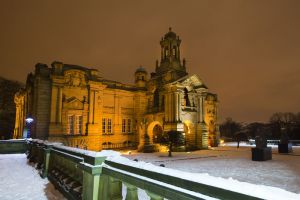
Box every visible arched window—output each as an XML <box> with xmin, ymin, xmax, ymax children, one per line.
<box><xmin>173</xmin><ymin>46</ymin><xmax>176</xmax><ymax>56</ymax></box>
<box><xmin>165</xmin><ymin>47</ymin><xmax>169</xmax><ymax>58</ymax></box>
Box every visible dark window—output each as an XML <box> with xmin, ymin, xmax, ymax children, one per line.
<box><xmin>154</xmin><ymin>89</ymin><xmax>159</xmax><ymax>107</ymax></box>
<box><xmin>184</xmin><ymin>88</ymin><xmax>191</xmax><ymax>107</ymax></box>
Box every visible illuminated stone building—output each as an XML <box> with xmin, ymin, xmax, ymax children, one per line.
<box><xmin>14</xmin><ymin>28</ymin><xmax>219</xmax><ymax>151</ymax></box>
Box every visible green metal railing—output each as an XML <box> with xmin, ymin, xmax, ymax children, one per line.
<box><xmin>0</xmin><ymin>139</ymin><xmax>27</xmax><ymax>154</ymax></box>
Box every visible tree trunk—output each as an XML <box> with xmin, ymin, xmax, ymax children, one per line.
<box><xmin>168</xmin><ymin>143</ymin><xmax>172</xmax><ymax>157</ymax></box>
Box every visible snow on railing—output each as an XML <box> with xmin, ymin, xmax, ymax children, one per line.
<box><xmin>103</xmin><ymin>153</ymin><xmax>300</xmax><ymax>200</ymax></box>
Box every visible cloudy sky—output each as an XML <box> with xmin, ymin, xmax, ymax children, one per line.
<box><xmin>0</xmin><ymin>0</ymin><xmax>299</xmax><ymax>122</ymax></box>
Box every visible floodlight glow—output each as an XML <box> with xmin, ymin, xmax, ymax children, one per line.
<box><xmin>25</xmin><ymin>117</ymin><xmax>34</xmax><ymax>123</ymax></box>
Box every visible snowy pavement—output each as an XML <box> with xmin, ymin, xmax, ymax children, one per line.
<box><xmin>0</xmin><ymin>154</ymin><xmax>65</xmax><ymax>200</ymax></box>
<box><xmin>123</xmin><ymin>143</ymin><xmax>300</xmax><ymax>194</ymax></box>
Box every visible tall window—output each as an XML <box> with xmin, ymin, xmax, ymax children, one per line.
<box><xmin>76</xmin><ymin>115</ymin><xmax>83</xmax><ymax>134</ymax></box>
<box><xmin>184</xmin><ymin>88</ymin><xmax>191</xmax><ymax>107</ymax></box>
<box><xmin>122</xmin><ymin>119</ymin><xmax>126</xmax><ymax>133</ymax></box>
<box><xmin>122</xmin><ymin>119</ymin><xmax>132</xmax><ymax>133</ymax></box>
<box><xmin>68</xmin><ymin>115</ymin><xmax>75</xmax><ymax>134</ymax></box>
<box><xmin>127</xmin><ymin>119</ymin><xmax>131</xmax><ymax>133</ymax></box>
<box><xmin>102</xmin><ymin>118</ymin><xmax>106</xmax><ymax>134</ymax></box>
<box><xmin>107</xmin><ymin>119</ymin><xmax>112</xmax><ymax>133</ymax></box>
<box><xmin>102</xmin><ymin>118</ymin><xmax>113</xmax><ymax>134</ymax></box>
<box><xmin>173</xmin><ymin>46</ymin><xmax>176</xmax><ymax>56</ymax></box>
<box><xmin>67</xmin><ymin>115</ymin><xmax>82</xmax><ymax>135</ymax></box>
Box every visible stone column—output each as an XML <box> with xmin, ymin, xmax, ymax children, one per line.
<box><xmin>146</xmin><ymin>191</ymin><xmax>164</xmax><ymax>200</ymax></box>
<box><xmin>41</xmin><ymin>144</ymin><xmax>52</xmax><ymax>178</ymax></box>
<box><xmin>79</xmin><ymin>159</ymin><xmax>107</xmax><ymax>200</ymax></box>
<box><xmin>199</xmin><ymin>96</ymin><xmax>204</xmax><ymax>123</ymax></box>
<box><xmin>88</xmin><ymin>90</ymin><xmax>95</xmax><ymax>124</ymax></box>
<box><xmin>124</xmin><ymin>183</ymin><xmax>138</xmax><ymax>200</ymax></box>
<box><xmin>178</xmin><ymin>91</ymin><xmax>181</xmax><ymax>122</ymax></box>
<box><xmin>56</xmin><ymin>87</ymin><xmax>62</xmax><ymax>123</ymax></box>
<box><xmin>99</xmin><ymin>174</ymin><xmax>123</xmax><ymax>200</ymax></box>
<box><xmin>165</xmin><ymin>94</ymin><xmax>169</xmax><ymax>122</ymax></box>
<box><xmin>174</xmin><ymin>92</ymin><xmax>179</xmax><ymax>122</ymax></box>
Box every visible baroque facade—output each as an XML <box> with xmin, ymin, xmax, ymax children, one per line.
<box><xmin>14</xmin><ymin>28</ymin><xmax>219</xmax><ymax>151</ymax></box>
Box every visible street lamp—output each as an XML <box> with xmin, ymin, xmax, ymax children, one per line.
<box><xmin>25</xmin><ymin>116</ymin><xmax>34</xmax><ymax>138</ymax></box>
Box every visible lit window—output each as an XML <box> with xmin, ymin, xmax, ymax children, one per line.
<box><xmin>122</xmin><ymin>119</ymin><xmax>126</xmax><ymax>133</ymax></box>
<box><xmin>102</xmin><ymin>118</ymin><xmax>106</xmax><ymax>134</ymax></box>
<box><xmin>76</xmin><ymin>115</ymin><xmax>83</xmax><ymax>134</ymax></box>
<box><xmin>68</xmin><ymin>115</ymin><xmax>75</xmax><ymax>134</ymax></box>
<box><xmin>127</xmin><ymin>119</ymin><xmax>131</xmax><ymax>133</ymax></box>
<box><xmin>107</xmin><ymin>119</ymin><xmax>112</xmax><ymax>133</ymax></box>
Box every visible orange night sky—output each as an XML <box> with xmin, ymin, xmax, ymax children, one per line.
<box><xmin>0</xmin><ymin>0</ymin><xmax>299</xmax><ymax>122</ymax></box>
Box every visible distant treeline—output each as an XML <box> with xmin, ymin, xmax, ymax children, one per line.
<box><xmin>0</xmin><ymin>77</ymin><xmax>24</xmax><ymax>139</ymax></box>
<box><xmin>220</xmin><ymin>112</ymin><xmax>300</xmax><ymax>141</ymax></box>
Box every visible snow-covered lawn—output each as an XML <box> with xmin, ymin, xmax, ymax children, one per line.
<box><xmin>122</xmin><ymin>143</ymin><xmax>300</xmax><ymax>195</ymax></box>
<box><xmin>0</xmin><ymin>154</ymin><xmax>65</xmax><ymax>200</ymax></box>
<box><xmin>1</xmin><ymin>143</ymin><xmax>300</xmax><ymax>200</ymax></box>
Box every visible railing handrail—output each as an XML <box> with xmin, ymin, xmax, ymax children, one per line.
<box><xmin>104</xmin><ymin>160</ymin><xmax>262</xmax><ymax>200</ymax></box>
<box><xmin>102</xmin><ymin>165</ymin><xmax>208</xmax><ymax>200</ymax></box>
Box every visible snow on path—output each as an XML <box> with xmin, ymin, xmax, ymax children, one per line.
<box><xmin>123</xmin><ymin>145</ymin><xmax>300</xmax><ymax>195</ymax></box>
<box><xmin>0</xmin><ymin>154</ymin><xmax>65</xmax><ymax>200</ymax></box>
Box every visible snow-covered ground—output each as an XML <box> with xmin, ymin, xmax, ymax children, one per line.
<box><xmin>123</xmin><ymin>142</ymin><xmax>300</xmax><ymax>195</ymax></box>
<box><xmin>1</xmin><ymin>143</ymin><xmax>300</xmax><ymax>200</ymax></box>
<box><xmin>0</xmin><ymin>154</ymin><xmax>65</xmax><ymax>200</ymax></box>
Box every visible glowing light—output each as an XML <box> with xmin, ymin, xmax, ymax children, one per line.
<box><xmin>158</xmin><ymin>145</ymin><xmax>169</xmax><ymax>152</ymax></box>
<box><xmin>25</xmin><ymin>117</ymin><xmax>34</xmax><ymax>123</ymax></box>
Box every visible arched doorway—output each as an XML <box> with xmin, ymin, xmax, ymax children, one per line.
<box><xmin>153</xmin><ymin>124</ymin><xmax>163</xmax><ymax>143</ymax></box>
<box><xmin>147</xmin><ymin>121</ymin><xmax>163</xmax><ymax>144</ymax></box>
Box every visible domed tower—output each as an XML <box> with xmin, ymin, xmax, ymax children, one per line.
<box><xmin>156</xmin><ymin>27</ymin><xmax>187</xmax><ymax>79</ymax></box>
<box><xmin>135</xmin><ymin>66</ymin><xmax>148</xmax><ymax>87</ymax></box>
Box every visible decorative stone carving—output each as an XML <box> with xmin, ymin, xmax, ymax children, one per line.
<box><xmin>65</xmin><ymin>97</ymin><xmax>84</xmax><ymax>110</ymax></box>
<box><xmin>64</xmin><ymin>70</ymin><xmax>86</xmax><ymax>87</ymax></box>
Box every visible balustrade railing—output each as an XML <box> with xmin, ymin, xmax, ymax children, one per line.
<box><xmin>1</xmin><ymin>139</ymin><xmax>263</xmax><ymax>200</ymax></box>
<box><xmin>0</xmin><ymin>139</ymin><xmax>27</xmax><ymax>154</ymax></box>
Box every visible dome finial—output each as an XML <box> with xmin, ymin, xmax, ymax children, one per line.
<box><xmin>169</xmin><ymin>27</ymin><xmax>172</xmax><ymax>32</ymax></box>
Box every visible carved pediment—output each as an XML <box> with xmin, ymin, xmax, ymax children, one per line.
<box><xmin>64</xmin><ymin>70</ymin><xmax>86</xmax><ymax>87</ymax></box>
<box><xmin>179</xmin><ymin>74</ymin><xmax>205</xmax><ymax>88</ymax></box>
<box><xmin>65</xmin><ymin>97</ymin><xmax>84</xmax><ymax>110</ymax></box>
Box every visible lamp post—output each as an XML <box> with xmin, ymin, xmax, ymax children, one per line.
<box><xmin>25</xmin><ymin>116</ymin><xmax>34</xmax><ymax>138</ymax></box>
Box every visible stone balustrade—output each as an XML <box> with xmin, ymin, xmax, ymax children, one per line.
<box><xmin>1</xmin><ymin>139</ymin><xmax>262</xmax><ymax>200</ymax></box>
